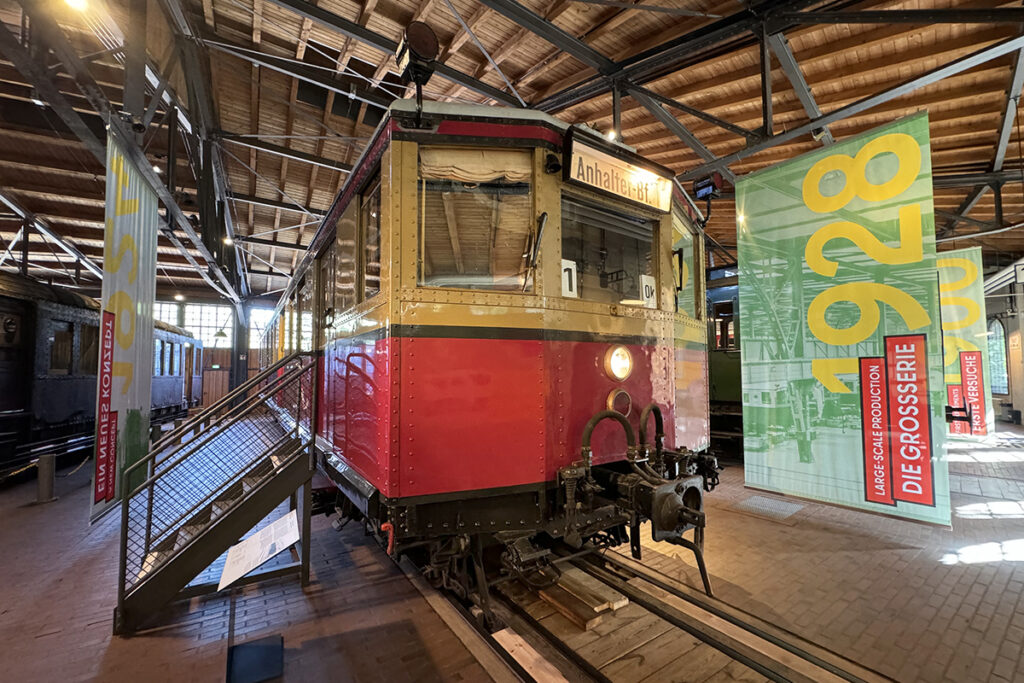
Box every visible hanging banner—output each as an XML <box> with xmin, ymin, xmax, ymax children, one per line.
<box><xmin>90</xmin><ymin>133</ymin><xmax>158</xmax><ymax>522</ymax></box>
<box><xmin>736</xmin><ymin>113</ymin><xmax>950</xmax><ymax>525</ymax></box>
<box><xmin>937</xmin><ymin>247</ymin><xmax>994</xmax><ymax>436</ymax></box>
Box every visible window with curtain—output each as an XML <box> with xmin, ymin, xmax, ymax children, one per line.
<box><xmin>418</xmin><ymin>147</ymin><xmax>533</xmax><ymax>291</ymax></box>
<box><xmin>561</xmin><ymin>196</ymin><xmax>656</xmax><ymax>306</ymax></box>
<box><xmin>989</xmin><ymin>318</ymin><xmax>1010</xmax><ymax>395</ymax></box>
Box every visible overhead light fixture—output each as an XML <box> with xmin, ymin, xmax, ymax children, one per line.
<box><xmin>214</xmin><ymin>329</ymin><xmax>227</xmax><ymax>338</ymax></box>
<box><xmin>153</xmin><ymin>165</ymin><xmax>162</xmax><ymax>174</ymax></box>
<box><xmin>65</xmin><ymin>0</ymin><xmax>87</xmax><ymax>10</ymax></box>
<box><xmin>223</xmin><ymin>236</ymin><xmax>234</xmax><ymax>245</ymax></box>
<box><xmin>606</xmin><ymin>130</ymin><xmax>617</xmax><ymax>141</ymax></box>
<box><xmin>174</xmin><ymin>293</ymin><xmax>184</xmax><ymax>301</ymax></box>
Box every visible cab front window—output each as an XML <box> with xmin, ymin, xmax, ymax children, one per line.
<box><xmin>561</xmin><ymin>196</ymin><xmax>656</xmax><ymax>306</ymax></box>
<box><xmin>417</xmin><ymin>147</ymin><xmax>533</xmax><ymax>291</ymax></box>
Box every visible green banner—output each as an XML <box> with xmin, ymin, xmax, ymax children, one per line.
<box><xmin>736</xmin><ymin>113</ymin><xmax>950</xmax><ymax>525</ymax></box>
<box><xmin>938</xmin><ymin>246</ymin><xmax>994</xmax><ymax>436</ymax></box>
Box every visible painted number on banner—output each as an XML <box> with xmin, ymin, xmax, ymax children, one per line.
<box><xmin>802</xmin><ymin>132</ymin><xmax>930</xmax><ymax>393</ymax></box>
<box><xmin>106</xmin><ymin>152</ymin><xmax>140</xmax><ymax>393</ymax></box>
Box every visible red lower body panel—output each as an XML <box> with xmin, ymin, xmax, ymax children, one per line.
<box><xmin>318</xmin><ymin>331</ymin><xmax>704</xmax><ymax>499</ymax></box>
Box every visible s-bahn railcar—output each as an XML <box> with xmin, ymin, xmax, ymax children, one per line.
<box><xmin>260</xmin><ymin>100</ymin><xmax>719</xmax><ymax>596</ymax></box>
<box><xmin>0</xmin><ymin>271</ymin><xmax>202</xmax><ymax>473</ymax></box>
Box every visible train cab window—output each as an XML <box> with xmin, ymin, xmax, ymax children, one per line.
<box><xmin>417</xmin><ymin>147</ymin><xmax>533</xmax><ymax>291</ymax></box>
<box><xmin>561</xmin><ymin>197</ymin><xmax>656</xmax><ymax>306</ymax></box>
<box><xmin>361</xmin><ymin>176</ymin><xmax>382</xmax><ymax>300</ymax></box>
<box><xmin>171</xmin><ymin>343</ymin><xmax>180</xmax><ymax>376</ymax></box>
<box><xmin>79</xmin><ymin>324</ymin><xmax>99</xmax><ymax>375</ymax></box>
<box><xmin>154</xmin><ymin>340</ymin><xmax>162</xmax><ymax>376</ymax></box>
<box><xmin>48</xmin><ymin>321</ymin><xmax>73</xmax><ymax>375</ymax></box>
<box><xmin>672</xmin><ymin>211</ymin><xmax>699</xmax><ymax>318</ymax></box>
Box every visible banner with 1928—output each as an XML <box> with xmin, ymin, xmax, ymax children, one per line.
<box><xmin>736</xmin><ymin>113</ymin><xmax>950</xmax><ymax>525</ymax></box>
<box><xmin>938</xmin><ymin>246</ymin><xmax>993</xmax><ymax>436</ymax></box>
<box><xmin>90</xmin><ymin>133</ymin><xmax>158</xmax><ymax>522</ymax></box>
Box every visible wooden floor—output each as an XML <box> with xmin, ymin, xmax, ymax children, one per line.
<box><xmin>0</xmin><ymin>464</ymin><xmax>490</xmax><ymax>682</ymax></box>
<box><xmin>500</xmin><ymin>578</ymin><xmax>768</xmax><ymax>682</ymax></box>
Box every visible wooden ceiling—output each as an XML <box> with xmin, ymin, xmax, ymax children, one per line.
<box><xmin>1</xmin><ymin>0</ymin><xmax>1023</xmax><ymax>300</ymax></box>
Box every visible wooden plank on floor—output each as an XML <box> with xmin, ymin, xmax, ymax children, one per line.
<box><xmin>703</xmin><ymin>660</ymin><xmax>771</xmax><ymax>683</ymax></box>
<box><xmin>574</xmin><ymin>611</ymin><xmax>674</xmax><ymax>669</ymax></box>
<box><xmin>559</xmin><ymin>566</ymin><xmax>629</xmax><ymax>611</ymax></box>
<box><xmin>491</xmin><ymin>628</ymin><xmax>569</xmax><ymax>683</ymax></box>
<box><xmin>539</xmin><ymin>584</ymin><xmax>603</xmax><ymax>630</ymax></box>
<box><xmin>640</xmin><ymin>643</ymin><xmax>735</xmax><ymax>683</ymax></box>
<box><xmin>600</xmin><ymin>629</ymin><xmax>703</xmax><ymax>682</ymax></box>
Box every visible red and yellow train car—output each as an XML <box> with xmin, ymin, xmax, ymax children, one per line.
<box><xmin>260</xmin><ymin>100</ymin><xmax>718</xmax><ymax>587</ymax></box>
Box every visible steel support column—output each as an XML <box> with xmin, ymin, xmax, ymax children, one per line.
<box><xmin>19</xmin><ymin>220</ymin><xmax>28</xmax><ymax>276</ymax></box>
<box><xmin>231</xmin><ymin>303</ymin><xmax>250</xmax><ymax>391</ymax></box>
<box><xmin>759</xmin><ymin>23</ymin><xmax>772</xmax><ymax>137</ymax></box>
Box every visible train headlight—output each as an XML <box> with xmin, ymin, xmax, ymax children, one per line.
<box><xmin>604</xmin><ymin>345</ymin><xmax>632</xmax><ymax>381</ymax></box>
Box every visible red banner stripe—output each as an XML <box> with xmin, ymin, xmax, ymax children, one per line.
<box><xmin>885</xmin><ymin>334</ymin><xmax>935</xmax><ymax>507</ymax></box>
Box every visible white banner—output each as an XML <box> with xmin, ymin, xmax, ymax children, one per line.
<box><xmin>90</xmin><ymin>133</ymin><xmax>158</xmax><ymax>522</ymax></box>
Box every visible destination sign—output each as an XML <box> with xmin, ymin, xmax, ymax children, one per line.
<box><xmin>567</xmin><ymin>137</ymin><xmax>672</xmax><ymax>212</ymax></box>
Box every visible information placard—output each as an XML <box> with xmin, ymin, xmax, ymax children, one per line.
<box><xmin>736</xmin><ymin>113</ymin><xmax>949</xmax><ymax>525</ymax></box>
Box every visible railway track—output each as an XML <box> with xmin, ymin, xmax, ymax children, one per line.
<box><xmin>444</xmin><ymin>545</ymin><xmax>894</xmax><ymax>683</ymax></box>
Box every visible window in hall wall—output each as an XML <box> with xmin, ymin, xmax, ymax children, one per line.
<box><xmin>417</xmin><ymin>147</ymin><xmax>534</xmax><ymax>291</ymax></box>
<box><xmin>183</xmin><ymin>304</ymin><xmax>233</xmax><ymax>349</ymax></box>
<box><xmin>154</xmin><ymin>302</ymin><xmax>180</xmax><ymax>326</ymax></box>
<box><xmin>48</xmin><ymin>321</ymin><xmax>73</xmax><ymax>375</ymax></box>
<box><xmin>249</xmin><ymin>308</ymin><xmax>275</xmax><ymax>350</ymax></box>
<box><xmin>989</xmin><ymin>318</ymin><xmax>1010</xmax><ymax>395</ymax></box>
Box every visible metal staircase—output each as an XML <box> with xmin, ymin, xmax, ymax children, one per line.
<box><xmin>115</xmin><ymin>352</ymin><xmax>317</xmax><ymax>635</ymax></box>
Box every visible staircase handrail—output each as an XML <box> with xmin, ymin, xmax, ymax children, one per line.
<box><xmin>149</xmin><ymin>351</ymin><xmax>313</xmax><ymax>455</ymax></box>
<box><xmin>124</xmin><ymin>360</ymin><xmax>311</xmax><ymax>492</ymax></box>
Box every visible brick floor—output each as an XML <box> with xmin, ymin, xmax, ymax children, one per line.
<box><xmin>638</xmin><ymin>424</ymin><xmax>1024</xmax><ymax>683</ymax></box>
<box><xmin>0</xmin><ymin>466</ymin><xmax>490</xmax><ymax>683</ymax></box>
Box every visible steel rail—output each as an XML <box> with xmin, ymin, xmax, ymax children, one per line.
<box><xmin>588</xmin><ymin>551</ymin><xmax>881</xmax><ymax>683</ymax></box>
<box><xmin>489</xmin><ymin>589</ymin><xmax>613</xmax><ymax>683</ymax></box>
<box><xmin>575</xmin><ymin>559</ymin><xmax>791</xmax><ymax>683</ymax></box>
